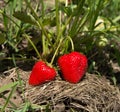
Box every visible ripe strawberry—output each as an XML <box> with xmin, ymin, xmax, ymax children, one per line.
<box><xmin>29</xmin><ymin>61</ymin><xmax>56</xmax><ymax>86</ymax></box>
<box><xmin>58</xmin><ymin>52</ymin><xmax>88</xmax><ymax>83</ymax></box>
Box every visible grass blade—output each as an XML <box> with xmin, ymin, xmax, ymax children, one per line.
<box><xmin>0</xmin><ymin>81</ymin><xmax>19</xmax><ymax>94</ymax></box>
<box><xmin>1</xmin><ymin>82</ymin><xmax>18</xmax><ymax>112</ymax></box>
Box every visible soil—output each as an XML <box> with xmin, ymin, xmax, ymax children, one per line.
<box><xmin>0</xmin><ymin>67</ymin><xmax>120</xmax><ymax>112</ymax></box>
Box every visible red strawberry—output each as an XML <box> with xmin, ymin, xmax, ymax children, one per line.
<box><xmin>58</xmin><ymin>52</ymin><xmax>88</xmax><ymax>83</ymax></box>
<box><xmin>29</xmin><ymin>61</ymin><xmax>56</xmax><ymax>86</ymax></box>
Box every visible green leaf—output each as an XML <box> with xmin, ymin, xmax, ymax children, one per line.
<box><xmin>3</xmin><ymin>9</ymin><xmax>9</xmax><ymax>29</ymax></box>
<box><xmin>42</xmin><ymin>18</ymin><xmax>51</xmax><ymax>26</ymax></box>
<box><xmin>42</xmin><ymin>17</ymin><xmax>56</xmax><ymax>27</ymax></box>
<box><xmin>20</xmin><ymin>102</ymin><xmax>30</xmax><ymax>112</ymax></box>
<box><xmin>111</xmin><ymin>75</ymin><xmax>117</xmax><ymax>86</ymax></box>
<box><xmin>0</xmin><ymin>33</ymin><xmax>6</xmax><ymax>44</ymax></box>
<box><xmin>13</xmin><ymin>11</ymin><xmax>37</xmax><ymax>25</ymax></box>
<box><xmin>0</xmin><ymin>81</ymin><xmax>19</xmax><ymax>93</ymax></box>
<box><xmin>60</xmin><ymin>5</ymin><xmax>73</xmax><ymax>17</ymax></box>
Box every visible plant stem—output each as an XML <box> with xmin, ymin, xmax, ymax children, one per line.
<box><xmin>50</xmin><ymin>38</ymin><xmax>63</xmax><ymax>65</ymax></box>
<box><xmin>67</xmin><ymin>36</ymin><xmax>74</xmax><ymax>51</ymax></box>
<box><xmin>23</xmin><ymin>34</ymin><xmax>41</xmax><ymax>59</ymax></box>
<box><xmin>55</xmin><ymin>0</ymin><xmax>60</xmax><ymax>38</ymax></box>
<box><xmin>24</xmin><ymin>0</ymin><xmax>52</xmax><ymax>46</ymax></box>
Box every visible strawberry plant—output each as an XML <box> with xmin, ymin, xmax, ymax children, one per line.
<box><xmin>0</xmin><ymin>0</ymin><xmax>120</xmax><ymax>111</ymax></box>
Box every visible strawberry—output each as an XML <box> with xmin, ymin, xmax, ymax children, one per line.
<box><xmin>29</xmin><ymin>61</ymin><xmax>56</xmax><ymax>86</ymax></box>
<box><xmin>58</xmin><ymin>52</ymin><xmax>88</xmax><ymax>83</ymax></box>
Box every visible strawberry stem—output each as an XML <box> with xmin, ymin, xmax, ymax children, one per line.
<box><xmin>24</xmin><ymin>0</ymin><xmax>53</xmax><ymax>47</ymax></box>
<box><xmin>50</xmin><ymin>38</ymin><xmax>63</xmax><ymax>65</ymax></box>
<box><xmin>67</xmin><ymin>36</ymin><xmax>74</xmax><ymax>51</ymax></box>
<box><xmin>55</xmin><ymin>0</ymin><xmax>60</xmax><ymax>39</ymax></box>
<box><xmin>23</xmin><ymin>34</ymin><xmax>41</xmax><ymax>59</ymax></box>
